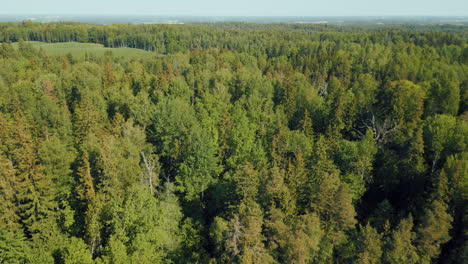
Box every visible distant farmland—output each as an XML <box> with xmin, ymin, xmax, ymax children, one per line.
<box><xmin>11</xmin><ymin>41</ymin><xmax>157</xmax><ymax>59</ymax></box>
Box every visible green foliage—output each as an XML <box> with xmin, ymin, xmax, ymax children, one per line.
<box><xmin>285</xmin><ymin>213</ymin><xmax>323</xmax><ymax>264</ymax></box>
<box><xmin>357</xmin><ymin>224</ymin><xmax>383</xmax><ymax>264</ymax></box>
<box><xmin>0</xmin><ymin>231</ymin><xmax>31</xmax><ymax>264</ymax></box>
<box><xmin>335</xmin><ymin>130</ymin><xmax>377</xmax><ymax>200</ymax></box>
<box><xmin>382</xmin><ymin>80</ymin><xmax>425</xmax><ymax>142</ymax></box>
<box><xmin>0</xmin><ymin>21</ymin><xmax>465</xmax><ymax>263</ymax></box>
<box><xmin>435</xmin><ymin>153</ymin><xmax>467</xmax><ymax>207</ymax></box>
<box><xmin>176</xmin><ymin>127</ymin><xmax>221</xmax><ymax>201</ymax></box>
<box><xmin>384</xmin><ymin>215</ymin><xmax>419</xmax><ymax>264</ymax></box>
<box><xmin>424</xmin><ymin>114</ymin><xmax>467</xmax><ymax>168</ymax></box>
<box><xmin>105</xmin><ymin>183</ymin><xmax>182</xmax><ymax>263</ymax></box>
<box><xmin>55</xmin><ymin>237</ymin><xmax>94</xmax><ymax>264</ymax></box>
<box><xmin>423</xmin><ymin>66</ymin><xmax>461</xmax><ymax>116</ymax></box>
<box><xmin>0</xmin><ymin>153</ymin><xmax>21</xmax><ymax>232</ymax></box>
<box><xmin>415</xmin><ymin>200</ymin><xmax>453</xmax><ymax>264</ymax></box>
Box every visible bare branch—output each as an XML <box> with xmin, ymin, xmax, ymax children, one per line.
<box><xmin>141</xmin><ymin>151</ymin><xmax>159</xmax><ymax>194</ymax></box>
<box><xmin>356</xmin><ymin>114</ymin><xmax>400</xmax><ymax>145</ymax></box>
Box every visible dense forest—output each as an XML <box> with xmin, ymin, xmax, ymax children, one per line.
<box><xmin>0</xmin><ymin>22</ymin><xmax>467</xmax><ymax>264</ymax></box>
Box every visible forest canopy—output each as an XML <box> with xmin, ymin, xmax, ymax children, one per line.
<box><xmin>0</xmin><ymin>22</ymin><xmax>467</xmax><ymax>264</ymax></box>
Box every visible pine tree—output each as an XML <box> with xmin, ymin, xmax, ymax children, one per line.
<box><xmin>0</xmin><ymin>230</ymin><xmax>31</xmax><ymax>264</ymax></box>
<box><xmin>283</xmin><ymin>75</ymin><xmax>297</xmax><ymax>121</ymax></box>
<box><xmin>403</xmin><ymin>127</ymin><xmax>426</xmax><ymax>177</ymax></box>
<box><xmin>310</xmin><ymin>138</ymin><xmax>356</xmax><ymax>236</ymax></box>
<box><xmin>357</xmin><ymin>224</ymin><xmax>383</xmax><ymax>264</ymax></box>
<box><xmin>285</xmin><ymin>213</ymin><xmax>323</xmax><ymax>264</ymax></box>
<box><xmin>0</xmin><ymin>154</ymin><xmax>21</xmax><ymax>232</ymax></box>
<box><xmin>236</xmin><ymin>201</ymin><xmax>274</xmax><ymax>264</ymax></box>
<box><xmin>326</xmin><ymin>77</ymin><xmax>347</xmax><ymax>134</ymax></box>
<box><xmin>76</xmin><ymin>152</ymin><xmax>95</xmax><ymax>203</ymax></box>
<box><xmin>415</xmin><ymin>200</ymin><xmax>453</xmax><ymax>264</ymax></box>
<box><xmin>384</xmin><ymin>215</ymin><xmax>419</xmax><ymax>264</ymax></box>
<box><xmin>300</xmin><ymin>109</ymin><xmax>313</xmax><ymax>138</ymax></box>
<box><xmin>103</xmin><ymin>62</ymin><xmax>117</xmax><ymax>89</ymax></box>
<box><xmin>10</xmin><ymin>116</ymin><xmax>57</xmax><ymax>237</ymax></box>
<box><xmin>75</xmin><ymin>151</ymin><xmax>101</xmax><ymax>257</ymax></box>
<box><xmin>264</xmin><ymin>207</ymin><xmax>289</xmax><ymax>261</ymax></box>
<box><xmin>263</xmin><ymin>166</ymin><xmax>295</xmax><ymax>217</ymax></box>
<box><xmin>286</xmin><ymin>153</ymin><xmax>309</xmax><ymax>212</ymax></box>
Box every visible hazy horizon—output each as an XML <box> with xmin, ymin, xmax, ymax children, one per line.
<box><xmin>2</xmin><ymin>0</ymin><xmax>467</xmax><ymax>17</ymax></box>
<box><xmin>1</xmin><ymin>14</ymin><xmax>468</xmax><ymax>17</ymax></box>
<box><xmin>1</xmin><ymin>14</ymin><xmax>467</xmax><ymax>25</ymax></box>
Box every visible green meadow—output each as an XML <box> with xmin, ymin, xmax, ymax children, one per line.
<box><xmin>11</xmin><ymin>41</ymin><xmax>156</xmax><ymax>59</ymax></box>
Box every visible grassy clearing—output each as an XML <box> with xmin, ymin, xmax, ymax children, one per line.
<box><xmin>10</xmin><ymin>41</ymin><xmax>157</xmax><ymax>59</ymax></box>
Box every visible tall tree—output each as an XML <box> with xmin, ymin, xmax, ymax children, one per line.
<box><xmin>384</xmin><ymin>215</ymin><xmax>419</xmax><ymax>264</ymax></box>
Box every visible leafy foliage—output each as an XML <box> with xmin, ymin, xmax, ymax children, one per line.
<box><xmin>0</xmin><ymin>21</ymin><xmax>466</xmax><ymax>263</ymax></box>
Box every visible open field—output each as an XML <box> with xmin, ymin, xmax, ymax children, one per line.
<box><xmin>10</xmin><ymin>41</ymin><xmax>157</xmax><ymax>59</ymax></box>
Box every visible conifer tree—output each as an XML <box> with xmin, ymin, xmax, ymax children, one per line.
<box><xmin>357</xmin><ymin>224</ymin><xmax>383</xmax><ymax>264</ymax></box>
<box><xmin>415</xmin><ymin>200</ymin><xmax>453</xmax><ymax>264</ymax></box>
<box><xmin>384</xmin><ymin>215</ymin><xmax>419</xmax><ymax>264</ymax></box>
<box><xmin>76</xmin><ymin>152</ymin><xmax>95</xmax><ymax>203</ymax></box>
<box><xmin>10</xmin><ymin>117</ymin><xmax>57</xmax><ymax>237</ymax></box>
<box><xmin>0</xmin><ymin>154</ymin><xmax>21</xmax><ymax>232</ymax></box>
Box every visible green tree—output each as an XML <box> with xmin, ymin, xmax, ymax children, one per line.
<box><xmin>379</xmin><ymin>80</ymin><xmax>425</xmax><ymax>144</ymax></box>
<box><xmin>423</xmin><ymin>67</ymin><xmax>460</xmax><ymax>116</ymax></box>
<box><xmin>176</xmin><ymin>127</ymin><xmax>221</xmax><ymax>201</ymax></box>
<box><xmin>285</xmin><ymin>213</ymin><xmax>323</xmax><ymax>264</ymax></box>
<box><xmin>105</xmin><ymin>183</ymin><xmax>183</xmax><ymax>263</ymax></box>
<box><xmin>0</xmin><ymin>230</ymin><xmax>31</xmax><ymax>264</ymax></box>
<box><xmin>56</xmin><ymin>237</ymin><xmax>93</xmax><ymax>264</ymax></box>
<box><xmin>415</xmin><ymin>200</ymin><xmax>453</xmax><ymax>264</ymax></box>
<box><xmin>357</xmin><ymin>224</ymin><xmax>383</xmax><ymax>264</ymax></box>
<box><xmin>0</xmin><ymin>153</ymin><xmax>21</xmax><ymax>232</ymax></box>
<box><xmin>424</xmin><ymin>114</ymin><xmax>467</xmax><ymax>175</ymax></box>
<box><xmin>384</xmin><ymin>215</ymin><xmax>419</xmax><ymax>264</ymax></box>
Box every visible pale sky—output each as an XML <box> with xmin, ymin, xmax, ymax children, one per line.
<box><xmin>2</xmin><ymin>0</ymin><xmax>467</xmax><ymax>16</ymax></box>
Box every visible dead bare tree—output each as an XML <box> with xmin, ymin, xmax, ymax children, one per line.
<box><xmin>354</xmin><ymin>114</ymin><xmax>400</xmax><ymax>145</ymax></box>
<box><xmin>140</xmin><ymin>151</ymin><xmax>160</xmax><ymax>194</ymax></box>
<box><xmin>317</xmin><ymin>81</ymin><xmax>328</xmax><ymax>96</ymax></box>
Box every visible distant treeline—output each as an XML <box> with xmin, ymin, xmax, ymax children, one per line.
<box><xmin>0</xmin><ymin>22</ymin><xmax>466</xmax><ymax>54</ymax></box>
